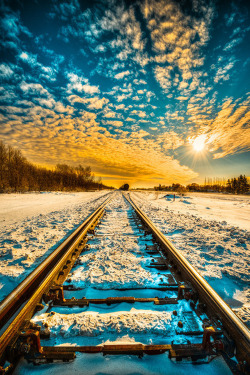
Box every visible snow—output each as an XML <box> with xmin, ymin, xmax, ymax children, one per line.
<box><xmin>147</xmin><ymin>191</ymin><xmax>250</xmax><ymax>230</ymax></box>
<box><xmin>0</xmin><ymin>191</ymin><xmax>110</xmax><ymax>301</ymax></box>
<box><xmin>131</xmin><ymin>191</ymin><xmax>250</xmax><ymax>326</ymax></box>
<box><xmin>30</xmin><ymin>195</ymin><xmax>201</xmax><ymax>347</ymax></box>
<box><xmin>33</xmin><ymin>309</ymin><xmax>173</xmax><ymax>338</ymax></box>
<box><xmin>31</xmin><ymin>194</ymin><xmax>203</xmax><ymax>345</ymax></box>
<box><xmin>1</xmin><ymin>191</ymin><xmax>236</xmax><ymax>374</ymax></box>
<box><xmin>15</xmin><ymin>352</ymin><xmax>232</xmax><ymax>375</ymax></box>
<box><xmin>32</xmin><ymin>300</ymin><xmax>203</xmax><ymax>346</ymax></box>
<box><xmin>0</xmin><ymin>191</ymin><xmax>109</xmax><ymax>228</ymax></box>
<box><xmin>66</xmin><ymin>198</ymin><xmax>171</xmax><ymax>290</ymax></box>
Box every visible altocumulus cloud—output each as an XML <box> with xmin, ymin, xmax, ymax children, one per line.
<box><xmin>0</xmin><ymin>0</ymin><xmax>249</xmax><ymax>186</ymax></box>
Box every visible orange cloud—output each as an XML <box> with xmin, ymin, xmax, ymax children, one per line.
<box><xmin>0</xmin><ymin>104</ymin><xmax>197</xmax><ymax>187</ymax></box>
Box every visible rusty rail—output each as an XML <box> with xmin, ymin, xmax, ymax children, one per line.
<box><xmin>42</xmin><ymin>343</ymin><xmax>172</xmax><ymax>354</ymax></box>
<box><xmin>0</xmin><ymin>193</ymin><xmax>113</xmax><ymax>362</ymax></box>
<box><xmin>124</xmin><ymin>193</ymin><xmax>250</xmax><ymax>366</ymax></box>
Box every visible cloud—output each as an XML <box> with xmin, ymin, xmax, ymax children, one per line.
<box><xmin>131</xmin><ymin>110</ymin><xmax>147</xmax><ymax>118</ymax></box>
<box><xmin>66</xmin><ymin>72</ymin><xmax>100</xmax><ymax>94</ymax></box>
<box><xmin>19</xmin><ymin>51</ymin><xmax>37</xmax><ymax>65</ymax></box>
<box><xmin>0</xmin><ymin>95</ymin><xmax>197</xmax><ymax>187</ymax></box>
<box><xmin>0</xmin><ymin>63</ymin><xmax>14</xmax><ymax>79</ymax></box>
<box><xmin>54</xmin><ymin>0</ymin><xmax>80</xmax><ymax>19</ymax></box>
<box><xmin>20</xmin><ymin>82</ymin><xmax>50</xmax><ymax>97</ymax></box>
<box><xmin>1</xmin><ymin>0</ymin><xmax>249</xmax><ymax>187</ymax></box>
<box><xmin>103</xmin><ymin>110</ymin><xmax>117</xmax><ymax>118</ymax></box>
<box><xmin>116</xmin><ymin>94</ymin><xmax>129</xmax><ymax>102</ymax></box>
<box><xmin>68</xmin><ymin>95</ymin><xmax>109</xmax><ymax>110</ymax></box>
<box><xmin>223</xmin><ymin>37</ymin><xmax>243</xmax><ymax>51</ymax></box>
<box><xmin>0</xmin><ymin>12</ymin><xmax>32</xmax><ymax>42</ymax></box>
<box><xmin>105</xmin><ymin>120</ymin><xmax>123</xmax><ymax>127</ymax></box>
<box><xmin>156</xmin><ymin>131</ymin><xmax>184</xmax><ymax>151</ymax></box>
<box><xmin>214</xmin><ymin>60</ymin><xmax>235</xmax><ymax>83</ymax></box>
<box><xmin>114</xmin><ymin>70</ymin><xmax>130</xmax><ymax>79</ymax></box>
<box><xmin>142</xmin><ymin>0</ymin><xmax>214</xmax><ymax>97</ymax></box>
<box><xmin>195</xmin><ymin>97</ymin><xmax>250</xmax><ymax>159</ymax></box>
<box><xmin>54</xmin><ymin>0</ymin><xmax>148</xmax><ymax>69</ymax></box>
<box><xmin>133</xmin><ymin>79</ymin><xmax>147</xmax><ymax>85</ymax></box>
<box><xmin>0</xmin><ymin>86</ymin><xmax>17</xmax><ymax>103</ymax></box>
<box><xmin>18</xmin><ymin>51</ymin><xmax>57</xmax><ymax>81</ymax></box>
<box><xmin>154</xmin><ymin>66</ymin><xmax>172</xmax><ymax>92</ymax></box>
<box><xmin>115</xmin><ymin>104</ymin><xmax>125</xmax><ymax>109</ymax></box>
<box><xmin>176</xmin><ymin>96</ymin><xmax>189</xmax><ymax>101</ymax></box>
<box><xmin>81</xmin><ymin>83</ymin><xmax>100</xmax><ymax>94</ymax></box>
<box><xmin>34</xmin><ymin>98</ymin><xmax>54</xmax><ymax>109</ymax></box>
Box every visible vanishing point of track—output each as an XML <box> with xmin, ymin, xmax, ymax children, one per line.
<box><xmin>0</xmin><ymin>192</ymin><xmax>249</xmax><ymax>374</ymax></box>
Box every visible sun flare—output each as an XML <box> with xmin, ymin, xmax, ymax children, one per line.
<box><xmin>192</xmin><ymin>135</ymin><xmax>206</xmax><ymax>152</ymax></box>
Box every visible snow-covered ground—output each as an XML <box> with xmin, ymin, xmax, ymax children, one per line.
<box><xmin>131</xmin><ymin>191</ymin><xmax>250</xmax><ymax>326</ymax></box>
<box><xmin>0</xmin><ymin>191</ymin><xmax>110</xmax><ymax>301</ymax></box>
<box><xmin>16</xmin><ymin>193</ymin><xmax>231</xmax><ymax>375</ymax></box>
<box><xmin>32</xmin><ymin>196</ymin><xmax>190</xmax><ymax>344</ymax></box>
<box><xmin>29</xmin><ymin>197</ymin><xmax>209</xmax><ymax>345</ymax></box>
<box><xmin>1</xmin><ymin>192</ymin><xmax>235</xmax><ymax>374</ymax></box>
<box><xmin>144</xmin><ymin>191</ymin><xmax>250</xmax><ymax>230</ymax></box>
<box><xmin>0</xmin><ymin>191</ymin><xmax>109</xmax><ymax>228</ymax></box>
<box><xmin>65</xmin><ymin>198</ymin><xmax>172</xmax><ymax>290</ymax></box>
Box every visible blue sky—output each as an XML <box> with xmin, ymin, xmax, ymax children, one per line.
<box><xmin>0</xmin><ymin>0</ymin><xmax>249</xmax><ymax>187</ymax></box>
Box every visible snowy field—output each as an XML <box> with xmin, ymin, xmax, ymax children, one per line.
<box><xmin>14</xmin><ymin>193</ymin><xmax>232</xmax><ymax>375</ymax></box>
<box><xmin>0</xmin><ymin>190</ymin><xmax>249</xmax><ymax>325</ymax></box>
<box><xmin>131</xmin><ymin>191</ymin><xmax>250</xmax><ymax>325</ymax></box>
<box><xmin>0</xmin><ymin>191</ymin><xmax>110</xmax><ymax>301</ymax></box>
<box><xmin>0</xmin><ymin>191</ymin><xmax>110</xmax><ymax>228</ymax></box>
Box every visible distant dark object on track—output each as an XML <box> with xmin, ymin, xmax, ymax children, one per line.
<box><xmin>120</xmin><ymin>184</ymin><xmax>129</xmax><ymax>191</ymax></box>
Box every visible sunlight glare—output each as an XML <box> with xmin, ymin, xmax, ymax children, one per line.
<box><xmin>192</xmin><ymin>134</ymin><xmax>206</xmax><ymax>152</ymax></box>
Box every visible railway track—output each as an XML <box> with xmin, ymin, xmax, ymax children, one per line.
<box><xmin>0</xmin><ymin>192</ymin><xmax>249</xmax><ymax>375</ymax></box>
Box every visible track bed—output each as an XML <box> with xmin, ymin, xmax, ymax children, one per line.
<box><xmin>0</xmin><ymin>193</ymin><xmax>249</xmax><ymax>375</ymax></box>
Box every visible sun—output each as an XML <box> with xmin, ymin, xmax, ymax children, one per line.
<box><xmin>192</xmin><ymin>134</ymin><xmax>206</xmax><ymax>152</ymax></box>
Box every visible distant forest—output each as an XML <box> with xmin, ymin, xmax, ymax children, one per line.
<box><xmin>155</xmin><ymin>175</ymin><xmax>250</xmax><ymax>194</ymax></box>
<box><xmin>0</xmin><ymin>140</ymin><xmax>112</xmax><ymax>192</ymax></box>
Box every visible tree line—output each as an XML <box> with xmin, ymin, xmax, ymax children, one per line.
<box><xmin>154</xmin><ymin>175</ymin><xmax>249</xmax><ymax>194</ymax></box>
<box><xmin>225</xmin><ymin>175</ymin><xmax>249</xmax><ymax>194</ymax></box>
<box><xmin>0</xmin><ymin>140</ymin><xmax>112</xmax><ymax>192</ymax></box>
<box><xmin>186</xmin><ymin>175</ymin><xmax>249</xmax><ymax>194</ymax></box>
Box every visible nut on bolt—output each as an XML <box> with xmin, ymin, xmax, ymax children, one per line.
<box><xmin>178</xmin><ymin>321</ymin><xmax>183</xmax><ymax>328</ymax></box>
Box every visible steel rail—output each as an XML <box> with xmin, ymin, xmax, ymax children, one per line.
<box><xmin>0</xmin><ymin>193</ymin><xmax>113</xmax><ymax>361</ymax></box>
<box><xmin>42</xmin><ymin>343</ymin><xmax>172</xmax><ymax>354</ymax></box>
<box><xmin>125</xmin><ymin>193</ymin><xmax>250</xmax><ymax>365</ymax></box>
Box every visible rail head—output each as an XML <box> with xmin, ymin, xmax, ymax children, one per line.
<box><xmin>124</xmin><ymin>193</ymin><xmax>250</xmax><ymax>366</ymax></box>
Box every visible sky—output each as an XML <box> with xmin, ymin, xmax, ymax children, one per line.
<box><xmin>0</xmin><ymin>0</ymin><xmax>250</xmax><ymax>188</ymax></box>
